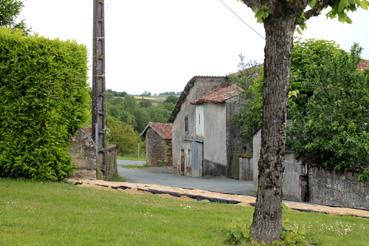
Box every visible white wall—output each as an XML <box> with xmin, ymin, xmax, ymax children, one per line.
<box><xmin>195</xmin><ymin>105</ymin><xmax>204</xmax><ymax>137</ymax></box>
<box><xmin>203</xmin><ymin>104</ymin><xmax>227</xmax><ymax>166</ymax></box>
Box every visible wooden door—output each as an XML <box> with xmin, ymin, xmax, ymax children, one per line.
<box><xmin>191</xmin><ymin>141</ymin><xmax>203</xmax><ymax>177</ymax></box>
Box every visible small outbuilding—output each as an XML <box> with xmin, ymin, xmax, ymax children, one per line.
<box><xmin>141</xmin><ymin>122</ymin><xmax>173</xmax><ymax>167</ymax></box>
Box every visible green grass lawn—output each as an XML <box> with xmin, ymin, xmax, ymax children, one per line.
<box><xmin>1</xmin><ymin>179</ymin><xmax>369</xmax><ymax>246</ymax></box>
<box><xmin>134</xmin><ymin>96</ymin><xmax>167</xmax><ymax>106</ymax></box>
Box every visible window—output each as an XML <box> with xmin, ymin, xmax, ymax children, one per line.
<box><xmin>195</xmin><ymin>106</ymin><xmax>204</xmax><ymax>137</ymax></box>
<box><xmin>185</xmin><ymin>116</ymin><xmax>188</xmax><ymax>132</ymax></box>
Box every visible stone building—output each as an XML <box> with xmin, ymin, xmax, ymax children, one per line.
<box><xmin>141</xmin><ymin>122</ymin><xmax>173</xmax><ymax>166</ymax></box>
<box><xmin>169</xmin><ymin>76</ymin><xmax>246</xmax><ymax>178</ymax></box>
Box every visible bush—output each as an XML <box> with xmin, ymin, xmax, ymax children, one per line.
<box><xmin>225</xmin><ymin>219</ymin><xmax>315</xmax><ymax>245</ymax></box>
<box><xmin>106</xmin><ymin>116</ymin><xmax>142</xmax><ymax>156</ymax></box>
<box><xmin>0</xmin><ymin>28</ymin><xmax>89</xmax><ymax>180</ymax></box>
<box><xmin>288</xmin><ymin>42</ymin><xmax>369</xmax><ymax>175</ymax></box>
<box><xmin>235</xmin><ymin>40</ymin><xmax>369</xmax><ymax>179</ymax></box>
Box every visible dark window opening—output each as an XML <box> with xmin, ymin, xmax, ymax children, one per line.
<box><xmin>185</xmin><ymin>116</ymin><xmax>188</xmax><ymax>132</ymax></box>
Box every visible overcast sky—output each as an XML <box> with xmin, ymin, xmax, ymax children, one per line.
<box><xmin>19</xmin><ymin>0</ymin><xmax>369</xmax><ymax>94</ymax></box>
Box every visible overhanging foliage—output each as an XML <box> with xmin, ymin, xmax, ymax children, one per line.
<box><xmin>234</xmin><ymin>39</ymin><xmax>369</xmax><ymax>179</ymax></box>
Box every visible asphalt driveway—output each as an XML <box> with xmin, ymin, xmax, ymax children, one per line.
<box><xmin>117</xmin><ymin>160</ymin><xmax>256</xmax><ymax>196</ymax></box>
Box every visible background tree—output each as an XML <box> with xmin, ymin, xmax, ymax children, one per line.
<box><xmin>106</xmin><ymin>117</ymin><xmax>142</xmax><ymax>156</ymax></box>
<box><xmin>0</xmin><ymin>0</ymin><xmax>29</xmax><ymax>33</ymax></box>
<box><xmin>239</xmin><ymin>0</ymin><xmax>368</xmax><ymax>243</ymax></box>
<box><xmin>236</xmin><ymin>39</ymin><xmax>369</xmax><ymax>180</ymax></box>
<box><xmin>105</xmin><ymin>90</ymin><xmax>176</xmax><ymax>157</ymax></box>
<box><xmin>288</xmin><ymin>41</ymin><xmax>369</xmax><ymax>180</ymax></box>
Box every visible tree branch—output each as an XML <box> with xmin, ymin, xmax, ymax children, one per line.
<box><xmin>240</xmin><ymin>0</ymin><xmax>261</xmax><ymax>10</ymax></box>
<box><xmin>303</xmin><ymin>0</ymin><xmax>329</xmax><ymax>20</ymax></box>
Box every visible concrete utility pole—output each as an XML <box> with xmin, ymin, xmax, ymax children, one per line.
<box><xmin>92</xmin><ymin>0</ymin><xmax>107</xmax><ymax>178</ymax></box>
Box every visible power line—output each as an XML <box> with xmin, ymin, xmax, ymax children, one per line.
<box><xmin>219</xmin><ymin>0</ymin><xmax>265</xmax><ymax>40</ymax></box>
<box><xmin>106</xmin><ymin>0</ymin><xmax>112</xmax><ymax>11</ymax></box>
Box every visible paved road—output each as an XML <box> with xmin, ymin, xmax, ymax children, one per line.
<box><xmin>117</xmin><ymin>159</ymin><xmax>146</xmax><ymax>166</ymax></box>
<box><xmin>117</xmin><ymin>160</ymin><xmax>256</xmax><ymax>196</ymax></box>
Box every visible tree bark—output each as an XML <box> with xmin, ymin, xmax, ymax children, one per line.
<box><xmin>250</xmin><ymin>15</ymin><xmax>296</xmax><ymax>243</ymax></box>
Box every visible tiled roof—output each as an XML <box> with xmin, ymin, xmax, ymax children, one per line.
<box><xmin>168</xmin><ymin>76</ymin><xmax>230</xmax><ymax>122</ymax></box>
<box><xmin>141</xmin><ymin>122</ymin><xmax>172</xmax><ymax>140</ymax></box>
<box><xmin>358</xmin><ymin>60</ymin><xmax>369</xmax><ymax>71</ymax></box>
<box><xmin>192</xmin><ymin>84</ymin><xmax>241</xmax><ymax>105</ymax></box>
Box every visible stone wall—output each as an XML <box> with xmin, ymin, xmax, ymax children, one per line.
<box><xmin>145</xmin><ymin>128</ymin><xmax>172</xmax><ymax>166</ymax></box>
<box><xmin>282</xmin><ymin>153</ymin><xmax>308</xmax><ymax>202</ymax></box>
<box><xmin>252</xmin><ymin>130</ymin><xmax>261</xmax><ymax>184</ymax></box>
<box><xmin>252</xmin><ymin>130</ymin><xmax>369</xmax><ymax>208</ymax></box>
<box><xmin>239</xmin><ymin>158</ymin><xmax>253</xmax><ymax>181</ymax></box>
<box><xmin>252</xmin><ymin>130</ymin><xmax>310</xmax><ymax>202</ymax></box>
<box><xmin>203</xmin><ymin>159</ymin><xmax>227</xmax><ymax>176</ymax></box>
<box><xmin>69</xmin><ymin>128</ymin><xmax>96</xmax><ymax>179</ymax></box>
<box><xmin>309</xmin><ymin>166</ymin><xmax>369</xmax><ymax>209</ymax></box>
<box><xmin>252</xmin><ymin>151</ymin><xmax>307</xmax><ymax>201</ymax></box>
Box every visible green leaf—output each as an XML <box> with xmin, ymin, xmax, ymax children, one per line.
<box><xmin>338</xmin><ymin>12</ymin><xmax>353</xmax><ymax>23</ymax></box>
<box><xmin>288</xmin><ymin>90</ymin><xmax>300</xmax><ymax>98</ymax></box>
<box><xmin>359</xmin><ymin>0</ymin><xmax>369</xmax><ymax>9</ymax></box>
<box><xmin>308</xmin><ymin>0</ymin><xmax>318</xmax><ymax>8</ymax></box>
<box><xmin>338</xmin><ymin>0</ymin><xmax>349</xmax><ymax>12</ymax></box>
<box><xmin>254</xmin><ymin>5</ymin><xmax>270</xmax><ymax>23</ymax></box>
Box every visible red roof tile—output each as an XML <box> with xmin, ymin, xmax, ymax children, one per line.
<box><xmin>141</xmin><ymin>122</ymin><xmax>172</xmax><ymax>140</ymax></box>
<box><xmin>358</xmin><ymin>60</ymin><xmax>369</xmax><ymax>71</ymax></box>
<box><xmin>192</xmin><ymin>84</ymin><xmax>241</xmax><ymax>105</ymax></box>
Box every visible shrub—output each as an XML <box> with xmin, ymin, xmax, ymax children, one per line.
<box><xmin>106</xmin><ymin>116</ymin><xmax>142</xmax><ymax>156</ymax></box>
<box><xmin>225</xmin><ymin>219</ymin><xmax>315</xmax><ymax>245</ymax></box>
<box><xmin>0</xmin><ymin>28</ymin><xmax>89</xmax><ymax>180</ymax></box>
<box><xmin>235</xmin><ymin>40</ymin><xmax>369</xmax><ymax>179</ymax></box>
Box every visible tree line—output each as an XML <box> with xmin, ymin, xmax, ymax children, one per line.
<box><xmin>106</xmin><ymin>91</ymin><xmax>177</xmax><ymax>157</ymax></box>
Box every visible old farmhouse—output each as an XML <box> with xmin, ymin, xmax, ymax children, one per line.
<box><xmin>141</xmin><ymin>122</ymin><xmax>173</xmax><ymax>167</ymax></box>
<box><xmin>169</xmin><ymin>76</ymin><xmax>246</xmax><ymax>178</ymax></box>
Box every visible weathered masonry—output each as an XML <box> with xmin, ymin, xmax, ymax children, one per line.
<box><xmin>141</xmin><ymin>122</ymin><xmax>173</xmax><ymax>167</ymax></box>
<box><xmin>169</xmin><ymin>76</ymin><xmax>246</xmax><ymax>178</ymax></box>
<box><xmin>69</xmin><ymin>128</ymin><xmax>117</xmax><ymax>179</ymax></box>
<box><xmin>250</xmin><ymin>130</ymin><xmax>369</xmax><ymax>210</ymax></box>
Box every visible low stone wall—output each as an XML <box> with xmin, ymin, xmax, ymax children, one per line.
<box><xmin>309</xmin><ymin>166</ymin><xmax>369</xmax><ymax>210</ymax></box>
<box><xmin>239</xmin><ymin>158</ymin><xmax>253</xmax><ymax>181</ymax></box>
<box><xmin>203</xmin><ymin>159</ymin><xmax>226</xmax><ymax>176</ymax></box>
<box><xmin>282</xmin><ymin>154</ymin><xmax>308</xmax><ymax>202</ymax></box>
<box><xmin>69</xmin><ymin>128</ymin><xmax>118</xmax><ymax>180</ymax></box>
<box><xmin>251</xmin><ymin>129</ymin><xmax>369</xmax><ymax>209</ymax></box>
<box><xmin>69</xmin><ymin>128</ymin><xmax>96</xmax><ymax>179</ymax></box>
<box><xmin>252</xmin><ymin>153</ymin><xmax>307</xmax><ymax>202</ymax></box>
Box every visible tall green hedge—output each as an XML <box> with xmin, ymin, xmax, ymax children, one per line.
<box><xmin>0</xmin><ymin>28</ymin><xmax>90</xmax><ymax>180</ymax></box>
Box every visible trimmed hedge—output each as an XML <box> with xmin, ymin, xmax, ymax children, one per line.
<box><xmin>0</xmin><ymin>28</ymin><xmax>90</xmax><ymax>180</ymax></box>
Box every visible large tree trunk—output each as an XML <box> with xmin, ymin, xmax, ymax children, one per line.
<box><xmin>250</xmin><ymin>16</ymin><xmax>296</xmax><ymax>243</ymax></box>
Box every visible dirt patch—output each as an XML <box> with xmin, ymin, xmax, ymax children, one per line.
<box><xmin>66</xmin><ymin>178</ymin><xmax>369</xmax><ymax>218</ymax></box>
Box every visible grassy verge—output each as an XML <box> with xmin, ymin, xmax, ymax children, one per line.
<box><xmin>0</xmin><ymin>179</ymin><xmax>368</xmax><ymax>245</ymax></box>
<box><xmin>103</xmin><ymin>175</ymin><xmax>126</xmax><ymax>182</ymax></box>
<box><xmin>118</xmin><ymin>155</ymin><xmax>146</xmax><ymax>161</ymax></box>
